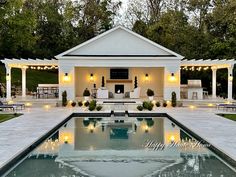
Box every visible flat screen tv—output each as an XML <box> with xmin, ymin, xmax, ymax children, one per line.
<box><xmin>110</xmin><ymin>68</ymin><xmax>129</xmax><ymax>79</ymax></box>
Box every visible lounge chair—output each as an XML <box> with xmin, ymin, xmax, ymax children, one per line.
<box><xmin>0</xmin><ymin>101</ymin><xmax>15</xmax><ymax>111</ymax></box>
<box><xmin>0</xmin><ymin>101</ymin><xmax>25</xmax><ymax>111</ymax></box>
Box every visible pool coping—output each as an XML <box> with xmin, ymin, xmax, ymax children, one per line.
<box><xmin>1</xmin><ymin>111</ymin><xmax>236</xmax><ymax>175</ymax></box>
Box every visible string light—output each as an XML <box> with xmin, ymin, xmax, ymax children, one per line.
<box><xmin>28</xmin><ymin>65</ymin><xmax>59</xmax><ymax>70</ymax></box>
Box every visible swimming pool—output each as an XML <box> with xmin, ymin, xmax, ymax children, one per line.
<box><xmin>3</xmin><ymin>115</ymin><xmax>236</xmax><ymax>177</ymax></box>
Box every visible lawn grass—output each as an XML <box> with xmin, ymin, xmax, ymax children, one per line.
<box><xmin>219</xmin><ymin>114</ymin><xmax>236</xmax><ymax>122</ymax></box>
<box><xmin>0</xmin><ymin>114</ymin><xmax>21</xmax><ymax>123</ymax></box>
<box><xmin>0</xmin><ymin>64</ymin><xmax>58</xmax><ymax>92</ymax></box>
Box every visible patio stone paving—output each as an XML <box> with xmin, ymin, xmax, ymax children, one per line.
<box><xmin>0</xmin><ymin>106</ymin><xmax>236</xmax><ymax>173</ymax></box>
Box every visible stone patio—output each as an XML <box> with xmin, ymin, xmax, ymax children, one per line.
<box><xmin>0</xmin><ymin>106</ymin><xmax>236</xmax><ymax>174</ymax></box>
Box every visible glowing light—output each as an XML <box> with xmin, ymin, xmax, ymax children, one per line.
<box><xmin>44</xmin><ymin>105</ymin><xmax>50</xmax><ymax>109</ymax></box>
<box><xmin>170</xmin><ymin>136</ymin><xmax>175</xmax><ymax>142</ymax></box>
<box><xmin>63</xmin><ymin>73</ymin><xmax>70</xmax><ymax>82</ymax></box>
<box><xmin>145</xmin><ymin>125</ymin><xmax>149</xmax><ymax>133</ymax></box>
<box><xmin>229</xmin><ymin>74</ymin><xmax>233</xmax><ymax>82</ymax></box>
<box><xmin>189</xmin><ymin>105</ymin><xmax>196</xmax><ymax>109</ymax></box>
<box><xmin>145</xmin><ymin>74</ymin><xmax>149</xmax><ymax>81</ymax></box>
<box><xmin>208</xmin><ymin>103</ymin><xmax>214</xmax><ymax>107</ymax></box>
<box><xmin>25</xmin><ymin>102</ymin><xmax>32</xmax><ymax>107</ymax></box>
<box><xmin>89</xmin><ymin>124</ymin><xmax>95</xmax><ymax>133</ymax></box>
<box><xmin>64</xmin><ymin>136</ymin><xmax>69</xmax><ymax>144</ymax></box>
<box><xmin>6</xmin><ymin>73</ymin><xmax>10</xmax><ymax>81</ymax></box>
<box><xmin>169</xmin><ymin>73</ymin><xmax>176</xmax><ymax>82</ymax></box>
<box><xmin>90</xmin><ymin>73</ymin><xmax>94</xmax><ymax>82</ymax></box>
<box><xmin>8</xmin><ymin>100</ymin><xmax>14</xmax><ymax>104</ymax></box>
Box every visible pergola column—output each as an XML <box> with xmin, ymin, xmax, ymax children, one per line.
<box><xmin>6</xmin><ymin>65</ymin><xmax>11</xmax><ymax>100</ymax></box>
<box><xmin>212</xmin><ymin>67</ymin><xmax>217</xmax><ymax>99</ymax></box>
<box><xmin>21</xmin><ymin>67</ymin><xmax>27</xmax><ymax>98</ymax></box>
<box><xmin>228</xmin><ymin>66</ymin><xmax>233</xmax><ymax>100</ymax></box>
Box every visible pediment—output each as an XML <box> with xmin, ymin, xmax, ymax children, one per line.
<box><xmin>56</xmin><ymin>26</ymin><xmax>184</xmax><ymax>59</ymax></box>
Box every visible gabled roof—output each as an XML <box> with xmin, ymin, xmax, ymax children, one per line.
<box><xmin>56</xmin><ymin>26</ymin><xmax>184</xmax><ymax>60</ymax></box>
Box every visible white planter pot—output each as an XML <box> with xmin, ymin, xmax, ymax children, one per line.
<box><xmin>84</xmin><ymin>96</ymin><xmax>90</xmax><ymax>101</ymax></box>
<box><xmin>148</xmin><ymin>96</ymin><xmax>154</xmax><ymax>101</ymax></box>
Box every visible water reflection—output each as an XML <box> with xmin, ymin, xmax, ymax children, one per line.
<box><xmin>6</xmin><ymin>117</ymin><xmax>236</xmax><ymax>177</ymax></box>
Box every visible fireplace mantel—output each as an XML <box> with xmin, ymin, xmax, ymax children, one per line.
<box><xmin>106</xmin><ymin>79</ymin><xmax>132</xmax><ymax>83</ymax></box>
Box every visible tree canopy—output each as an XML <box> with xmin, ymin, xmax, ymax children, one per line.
<box><xmin>0</xmin><ymin>0</ymin><xmax>235</xmax><ymax>59</ymax></box>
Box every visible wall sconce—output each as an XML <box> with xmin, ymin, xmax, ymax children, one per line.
<box><xmin>6</xmin><ymin>73</ymin><xmax>10</xmax><ymax>81</ymax></box>
<box><xmin>169</xmin><ymin>73</ymin><xmax>176</xmax><ymax>82</ymax></box>
<box><xmin>63</xmin><ymin>73</ymin><xmax>70</xmax><ymax>82</ymax></box>
<box><xmin>145</xmin><ymin>74</ymin><xmax>149</xmax><ymax>81</ymax></box>
<box><xmin>90</xmin><ymin>73</ymin><xmax>94</xmax><ymax>82</ymax></box>
<box><xmin>229</xmin><ymin>74</ymin><xmax>233</xmax><ymax>82</ymax></box>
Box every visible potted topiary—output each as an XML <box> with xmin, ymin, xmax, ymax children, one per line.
<box><xmin>146</xmin><ymin>89</ymin><xmax>154</xmax><ymax>100</ymax></box>
<box><xmin>101</xmin><ymin>76</ymin><xmax>105</xmax><ymax>88</ymax></box>
<box><xmin>137</xmin><ymin>105</ymin><xmax>143</xmax><ymax>111</ymax></box>
<box><xmin>83</xmin><ymin>88</ymin><xmax>90</xmax><ymax>101</ymax></box>
<box><xmin>156</xmin><ymin>102</ymin><xmax>161</xmax><ymax>107</ymax></box>
<box><xmin>78</xmin><ymin>101</ymin><xmax>83</xmax><ymax>107</ymax></box>
<box><xmin>171</xmin><ymin>92</ymin><xmax>177</xmax><ymax>107</ymax></box>
<box><xmin>62</xmin><ymin>91</ymin><xmax>67</xmax><ymax>107</ymax></box>
<box><xmin>71</xmin><ymin>101</ymin><xmax>76</xmax><ymax>107</ymax></box>
<box><xmin>163</xmin><ymin>101</ymin><xmax>167</xmax><ymax>107</ymax></box>
<box><xmin>84</xmin><ymin>101</ymin><xmax>90</xmax><ymax>107</ymax></box>
<box><xmin>134</xmin><ymin>76</ymin><xmax>138</xmax><ymax>88</ymax></box>
<box><xmin>96</xmin><ymin>105</ymin><xmax>103</xmax><ymax>111</ymax></box>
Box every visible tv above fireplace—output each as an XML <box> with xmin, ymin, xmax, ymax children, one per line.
<box><xmin>110</xmin><ymin>68</ymin><xmax>129</xmax><ymax>79</ymax></box>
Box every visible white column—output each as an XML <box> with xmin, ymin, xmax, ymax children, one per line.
<box><xmin>6</xmin><ymin>66</ymin><xmax>11</xmax><ymax>100</ymax></box>
<box><xmin>212</xmin><ymin>68</ymin><xmax>217</xmax><ymax>99</ymax></box>
<box><xmin>228</xmin><ymin>66</ymin><xmax>233</xmax><ymax>100</ymax></box>
<box><xmin>21</xmin><ymin>68</ymin><xmax>27</xmax><ymax>98</ymax></box>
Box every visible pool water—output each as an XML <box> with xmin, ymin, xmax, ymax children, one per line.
<box><xmin>5</xmin><ymin>117</ymin><xmax>236</xmax><ymax>177</ymax></box>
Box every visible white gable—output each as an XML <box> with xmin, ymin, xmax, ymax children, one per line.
<box><xmin>56</xmin><ymin>26</ymin><xmax>184</xmax><ymax>59</ymax></box>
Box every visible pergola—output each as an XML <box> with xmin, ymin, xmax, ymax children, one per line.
<box><xmin>1</xmin><ymin>57</ymin><xmax>236</xmax><ymax>101</ymax></box>
<box><xmin>1</xmin><ymin>58</ymin><xmax>58</xmax><ymax>100</ymax></box>
<box><xmin>181</xmin><ymin>59</ymin><xmax>236</xmax><ymax>100</ymax></box>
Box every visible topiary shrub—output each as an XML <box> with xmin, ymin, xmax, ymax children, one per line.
<box><xmin>96</xmin><ymin>105</ymin><xmax>103</xmax><ymax>111</ymax></box>
<box><xmin>102</xmin><ymin>76</ymin><xmax>105</xmax><ymax>87</ymax></box>
<box><xmin>171</xmin><ymin>92</ymin><xmax>177</xmax><ymax>107</ymax></box>
<box><xmin>134</xmin><ymin>76</ymin><xmax>138</xmax><ymax>88</ymax></box>
<box><xmin>147</xmin><ymin>104</ymin><xmax>154</xmax><ymax>111</ymax></box>
<box><xmin>142</xmin><ymin>101</ymin><xmax>154</xmax><ymax>111</ymax></box>
<box><xmin>155</xmin><ymin>102</ymin><xmax>161</xmax><ymax>107</ymax></box>
<box><xmin>89</xmin><ymin>104</ymin><xmax>96</xmax><ymax>111</ymax></box>
<box><xmin>78</xmin><ymin>101</ymin><xmax>83</xmax><ymax>107</ymax></box>
<box><xmin>163</xmin><ymin>101</ymin><xmax>167</xmax><ymax>107</ymax></box>
<box><xmin>146</xmin><ymin>89</ymin><xmax>154</xmax><ymax>97</ymax></box>
<box><xmin>137</xmin><ymin>105</ymin><xmax>143</xmax><ymax>111</ymax></box>
<box><xmin>90</xmin><ymin>100</ymin><xmax>97</xmax><ymax>107</ymax></box>
<box><xmin>62</xmin><ymin>91</ymin><xmax>67</xmax><ymax>107</ymax></box>
<box><xmin>83</xmin><ymin>88</ymin><xmax>90</xmax><ymax>97</ymax></box>
<box><xmin>84</xmin><ymin>101</ymin><xmax>90</xmax><ymax>107</ymax></box>
<box><xmin>71</xmin><ymin>101</ymin><xmax>76</xmax><ymax>107</ymax></box>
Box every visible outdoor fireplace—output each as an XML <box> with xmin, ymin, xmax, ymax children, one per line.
<box><xmin>115</xmin><ymin>84</ymin><xmax>124</xmax><ymax>94</ymax></box>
